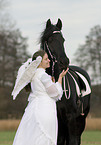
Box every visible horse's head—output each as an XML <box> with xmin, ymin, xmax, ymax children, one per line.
<box><xmin>40</xmin><ymin>18</ymin><xmax>70</xmax><ymax>72</ymax></box>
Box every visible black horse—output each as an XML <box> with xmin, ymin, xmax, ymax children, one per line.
<box><xmin>40</xmin><ymin>19</ymin><xmax>91</xmax><ymax>145</ymax></box>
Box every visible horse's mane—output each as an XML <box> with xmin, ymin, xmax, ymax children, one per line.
<box><xmin>40</xmin><ymin>24</ymin><xmax>60</xmax><ymax>48</ymax></box>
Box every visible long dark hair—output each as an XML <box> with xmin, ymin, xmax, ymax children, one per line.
<box><xmin>25</xmin><ymin>49</ymin><xmax>46</xmax><ymax>92</ymax></box>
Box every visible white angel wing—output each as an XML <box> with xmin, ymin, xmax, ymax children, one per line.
<box><xmin>11</xmin><ymin>56</ymin><xmax>42</xmax><ymax>100</ymax></box>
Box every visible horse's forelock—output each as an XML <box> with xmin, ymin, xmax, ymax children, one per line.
<box><xmin>40</xmin><ymin>24</ymin><xmax>60</xmax><ymax>45</ymax></box>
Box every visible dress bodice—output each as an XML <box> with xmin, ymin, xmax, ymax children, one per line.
<box><xmin>28</xmin><ymin>68</ymin><xmax>63</xmax><ymax>102</ymax></box>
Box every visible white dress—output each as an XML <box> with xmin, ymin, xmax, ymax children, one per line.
<box><xmin>13</xmin><ymin>68</ymin><xmax>63</xmax><ymax>145</ymax></box>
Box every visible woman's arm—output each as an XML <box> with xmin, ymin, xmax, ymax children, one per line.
<box><xmin>40</xmin><ymin>68</ymin><xmax>68</xmax><ymax>101</ymax></box>
<box><xmin>58</xmin><ymin>68</ymin><xmax>69</xmax><ymax>85</ymax></box>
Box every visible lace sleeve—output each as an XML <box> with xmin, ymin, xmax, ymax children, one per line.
<box><xmin>41</xmin><ymin>73</ymin><xmax>63</xmax><ymax>101</ymax></box>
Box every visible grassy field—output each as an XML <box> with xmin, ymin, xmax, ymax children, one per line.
<box><xmin>0</xmin><ymin>130</ymin><xmax>101</xmax><ymax>145</ymax></box>
<box><xmin>81</xmin><ymin>130</ymin><xmax>101</xmax><ymax>145</ymax></box>
<box><xmin>0</xmin><ymin>131</ymin><xmax>15</xmax><ymax>145</ymax></box>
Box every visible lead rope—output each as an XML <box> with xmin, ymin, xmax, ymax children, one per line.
<box><xmin>44</xmin><ymin>42</ymin><xmax>70</xmax><ymax>99</ymax></box>
<box><xmin>81</xmin><ymin>102</ymin><xmax>84</xmax><ymax>116</ymax></box>
<box><xmin>43</xmin><ymin>31</ymin><xmax>60</xmax><ymax>76</ymax></box>
<box><xmin>63</xmin><ymin>76</ymin><xmax>70</xmax><ymax>99</ymax></box>
<box><xmin>43</xmin><ymin>31</ymin><xmax>71</xmax><ymax>100</ymax></box>
<box><xmin>44</xmin><ymin>41</ymin><xmax>57</xmax><ymax>76</ymax></box>
<box><xmin>63</xmin><ymin>76</ymin><xmax>67</xmax><ymax>98</ymax></box>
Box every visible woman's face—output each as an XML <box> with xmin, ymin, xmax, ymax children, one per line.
<box><xmin>39</xmin><ymin>53</ymin><xmax>50</xmax><ymax>69</ymax></box>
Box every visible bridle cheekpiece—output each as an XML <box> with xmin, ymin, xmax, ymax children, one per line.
<box><xmin>43</xmin><ymin>30</ymin><xmax>60</xmax><ymax>76</ymax></box>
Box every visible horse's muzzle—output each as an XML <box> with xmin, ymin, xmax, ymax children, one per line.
<box><xmin>59</xmin><ymin>57</ymin><xmax>70</xmax><ymax>70</ymax></box>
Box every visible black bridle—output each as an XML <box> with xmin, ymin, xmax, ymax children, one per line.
<box><xmin>43</xmin><ymin>31</ymin><xmax>71</xmax><ymax>100</ymax></box>
<box><xmin>43</xmin><ymin>31</ymin><xmax>60</xmax><ymax>76</ymax></box>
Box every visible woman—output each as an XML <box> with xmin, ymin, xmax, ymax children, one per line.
<box><xmin>12</xmin><ymin>50</ymin><xmax>68</xmax><ymax>145</ymax></box>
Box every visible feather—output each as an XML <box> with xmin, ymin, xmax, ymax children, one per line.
<box><xmin>11</xmin><ymin>56</ymin><xmax>42</xmax><ymax>100</ymax></box>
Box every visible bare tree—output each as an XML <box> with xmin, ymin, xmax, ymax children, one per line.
<box><xmin>74</xmin><ymin>25</ymin><xmax>101</xmax><ymax>84</ymax></box>
<box><xmin>0</xmin><ymin>0</ymin><xmax>30</xmax><ymax>119</ymax></box>
<box><xmin>0</xmin><ymin>28</ymin><xmax>29</xmax><ymax>87</ymax></box>
<box><xmin>0</xmin><ymin>0</ymin><xmax>14</xmax><ymax>31</ymax></box>
<box><xmin>0</xmin><ymin>0</ymin><xmax>30</xmax><ymax>87</ymax></box>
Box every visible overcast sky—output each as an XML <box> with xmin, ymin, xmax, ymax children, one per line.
<box><xmin>9</xmin><ymin>0</ymin><xmax>101</xmax><ymax>63</ymax></box>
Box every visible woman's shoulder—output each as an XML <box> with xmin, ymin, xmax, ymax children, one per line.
<box><xmin>36</xmin><ymin>68</ymin><xmax>51</xmax><ymax>79</ymax></box>
<box><xmin>34</xmin><ymin>68</ymin><xmax>46</xmax><ymax>78</ymax></box>
<box><xmin>32</xmin><ymin>68</ymin><xmax>51</xmax><ymax>82</ymax></box>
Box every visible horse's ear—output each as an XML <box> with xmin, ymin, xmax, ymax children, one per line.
<box><xmin>56</xmin><ymin>18</ymin><xmax>62</xmax><ymax>30</ymax></box>
<box><xmin>46</xmin><ymin>19</ymin><xmax>51</xmax><ymax>28</ymax></box>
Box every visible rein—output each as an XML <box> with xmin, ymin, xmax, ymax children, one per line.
<box><xmin>44</xmin><ymin>41</ymin><xmax>57</xmax><ymax>76</ymax></box>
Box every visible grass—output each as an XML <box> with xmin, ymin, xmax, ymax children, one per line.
<box><xmin>0</xmin><ymin>131</ymin><xmax>15</xmax><ymax>145</ymax></box>
<box><xmin>81</xmin><ymin>130</ymin><xmax>101</xmax><ymax>145</ymax></box>
<box><xmin>0</xmin><ymin>130</ymin><xmax>101</xmax><ymax>145</ymax></box>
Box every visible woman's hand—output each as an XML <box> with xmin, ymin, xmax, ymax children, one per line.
<box><xmin>58</xmin><ymin>68</ymin><xmax>69</xmax><ymax>85</ymax></box>
<box><xmin>59</xmin><ymin>68</ymin><xmax>69</xmax><ymax>78</ymax></box>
